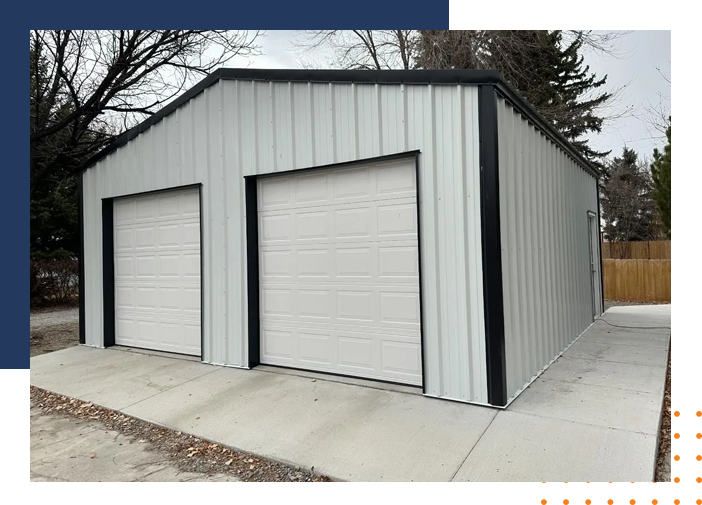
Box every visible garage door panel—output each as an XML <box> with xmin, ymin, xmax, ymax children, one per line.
<box><xmin>135</xmin><ymin>198</ymin><xmax>157</xmax><ymax>221</ymax></box>
<box><xmin>260</xmin><ymin>214</ymin><xmax>292</xmax><ymax>244</ymax></box>
<box><xmin>257</xmin><ymin>161</ymin><xmax>416</xmax><ymax>214</ymax></box>
<box><xmin>378</xmin><ymin>245</ymin><xmax>419</xmax><ymax>279</ymax></box>
<box><xmin>379</xmin><ymin>291</ymin><xmax>421</xmax><ymax>325</ymax></box>
<box><xmin>182</xmin><ymin>222</ymin><xmax>201</xmax><ymax>246</ymax></box>
<box><xmin>337</xmin><ymin>336</ymin><xmax>374</xmax><ymax>369</ymax></box>
<box><xmin>261</xmin><ymin>327</ymin><xmax>296</xmax><ymax>362</ymax></box>
<box><xmin>115</xmin><ymin>257</ymin><xmax>135</xmax><ymax>279</ymax></box>
<box><xmin>260</xmin><ymin>323</ymin><xmax>422</xmax><ymax>385</ymax></box>
<box><xmin>337</xmin><ymin>289</ymin><xmax>374</xmax><ymax>322</ymax></box>
<box><xmin>261</xmin><ymin>288</ymin><xmax>294</xmax><ymax>318</ymax></box>
<box><xmin>298</xmin><ymin>289</ymin><xmax>333</xmax><ymax>319</ymax></box>
<box><xmin>297</xmin><ymin>249</ymin><xmax>331</xmax><ymax>278</ymax></box>
<box><xmin>333</xmin><ymin>207</ymin><xmax>373</xmax><ymax>240</ymax></box>
<box><xmin>376</xmin><ymin>159</ymin><xmax>416</xmax><ymax>196</ymax></box>
<box><xmin>135</xmin><ymin>256</ymin><xmax>156</xmax><ymax>277</ymax></box>
<box><xmin>258</xmin><ymin>159</ymin><xmax>422</xmax><ymax>385</ymax></box>
<box><xmin>295</xmin><ymin>210</ymin><xmax>329</xmax><ymax>241</ymax></box>
<box><xmin>262</xmin><ymin>241</ymin><xmax>419</xmax><ymax>285</ymax></box>
<box><xmin>381</xmin><ymin>341</ymin><xmax>421</xmax><ymax>375</ymax></box>
<box><xmin>114</xmin><ymin>187</ymin><xmax>201</xmax><ymax>356</ymax></box>
<box><xmin>259</xmin><ymin>178</ymin><xmax>291</xmax><ymax>210</ymax></box>
<box><xmin>332</xmin><ymin>167</ymin><xmax>371</xmax><ymax>200</ymax></box>
<box><xmin>158</xmin><ymin>192</ymin><xmax>181</xmax><ymax>217</ymax></box>
<box><xmin>114</xmin><ymin>199</ymin><xmax>136</xmax><ymax>224</ymax></box>
<box><xmin>261</xmin><ymin>250</ymin><xmax>294</xmax><ymax>279</ymax></box>
<box><xmin>295</xmin><ymin>172</ymin><xmax>329</xmax><ymax>205</ymax></box>
<box><xmin>298</xmin><ymin>332</ymin><xmax>332</xmax><ymax>365</ymax></box>
<box><xmin>336</xmin><ymin>247</ymin><xmax>372</xmax><ymax>278</ymax></box>
<box><xmin>115</xmin><ymin>229</ymin><xmax>134</xmax><ymax>251</ymax></box>
<box><xmin>377</xmin><ymin>202</ymin><xmax>418</xmax><ymax>239</ymax></box>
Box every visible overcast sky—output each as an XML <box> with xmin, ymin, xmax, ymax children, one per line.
<box><xmin>231</xmin><ymin>30</ymin><xmax>671</xmax><ymax>161</ymax></box>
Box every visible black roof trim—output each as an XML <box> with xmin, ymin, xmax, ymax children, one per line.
<box><xmin>491</xmin><ymin>81</ymin><xmax>600</xmax><ymax>179</ymax></box>
<box><xmin>80</xmin><ymin>68</ymin><xmax>598</xmax><ymax>177</ymax></box>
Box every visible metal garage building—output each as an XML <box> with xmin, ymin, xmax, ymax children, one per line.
<box><xmin>79</xmin><ymin>69</ymin><xmax>603</xmax><ymax>407</ymax></box>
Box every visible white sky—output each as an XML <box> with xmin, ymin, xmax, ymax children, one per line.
<box><xmin>229</xmin><ymin>30</ymin><xmax>671</xmax><ymax>161</ymax></box>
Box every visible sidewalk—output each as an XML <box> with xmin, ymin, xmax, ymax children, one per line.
<box><xmin>30</xmin><ymin>305</ymin><xmax>670</xmax><ymax>482</ymax></box>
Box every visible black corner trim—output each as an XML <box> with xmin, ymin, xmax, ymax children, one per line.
<box><xmin>78</xmin><ymin>175</ymin><xmax>86</xmax><ymax>345</ymax></box>
<box><xmin>102</xmin><ymin>199</ymin><xmax>115</xmax><ymax>347</ymax></box>
<box><xmin>198</xmin><ymin>185</ymin><xmax>205</xmax><ymax>361</ymax></box>
<box><xmin>412</xmin><ymin>153</ymin><xmax>427</xmax><ymax>393</ymax></box>
<box><xmin>245</xmin><ymin>178</ymin><xmax>261</xmax><ymax>368</ymax></box>
<box><xmin>478</xmin><ymin>84</ymin><xmax>508</xmax><ymax>407</ymax></box>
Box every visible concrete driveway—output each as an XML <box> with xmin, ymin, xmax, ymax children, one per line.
<box><xmin>30</xmin><ymin>305</ymin><xmax>670</xmax><ymax>482</ymax></box>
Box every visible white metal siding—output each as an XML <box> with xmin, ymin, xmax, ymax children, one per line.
<box><xmin>257</xmin><ymin>158</ymin><xmax>422</xmax><ymax>385</ymax></box>
<box><xmin>113</xmin><ymin>188</ymin><xmax>201</xmax><ymax>355</ymax></box>
<box><xmin>82</xmin><ymin>80</ymin><xmax>487</xmax><ymax>403</ymax></box>
<box><xmin>496</xmin><ymin>97</ymin><xmax>603</xmax><ymax>402</ymax></box>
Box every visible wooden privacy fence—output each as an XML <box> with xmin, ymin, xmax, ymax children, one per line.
<box><xmin>602</xmin><ymin>259</ymin><xmax>671</xmax><ymax>302</ymax></box>
<box><xmin>601</xmin><ymin>240</ymin><xmax>671</xmax><ymax>260</ymax></box>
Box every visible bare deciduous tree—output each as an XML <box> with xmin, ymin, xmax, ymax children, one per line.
<box><xmin>30</xmin><ymin>30</ymin><xmax>262</xmax><ymax>195</ymax></box>
<box><xmin>295</xmin><ymin>30</ymin><xmax>417</xmax><ymax>70</ymax></box>
<box><xmin>295</xmin><ymin>30</ymin><xmax>628</xmax><ymax>72</ymax></box>
<box><xmin>638</xmin><ymin>65</ymin><xmax>671</xmax><ymax>140</ymax></box>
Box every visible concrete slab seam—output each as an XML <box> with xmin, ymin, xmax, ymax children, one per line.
<box><xmin>117</xmin><ymin>367</ymin><xmax>222</xmax><ymax>411</ymax></box>
<box><xmin>449</xmin><ymin>410</ymin><xmax>499</xmax><ymax>482</ymax></box>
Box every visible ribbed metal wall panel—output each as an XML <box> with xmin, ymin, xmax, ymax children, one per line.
<box><xmin>496</xmin><ymin>97</ymin><xmax>603</xmax><ymax>402</ymax></box>
<box><xmin>82</xmin><ymin>80</ymin><xmax>488</xmax><ymax>403</ymax></box>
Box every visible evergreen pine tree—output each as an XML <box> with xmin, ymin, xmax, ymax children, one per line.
<box><xmin>416</xmin><ymin>30</ymin><xmax>612</xmax><ymax>169</ymax></box>
<box><xmin>651</xmin><ymin>122</ymin><xmax>671</xmax><ymax>237</ymax></box>
<box><xmin>600</xmin><ymin>147</ymin><xmax>660</xmax><ymax>243</ymax></box>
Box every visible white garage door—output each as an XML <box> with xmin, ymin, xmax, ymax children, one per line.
<box><xmin>258</xmin><ymin>158</ymin><xmax>422</xmax><ymax>385</ymax></box>
<box><xmin>113</xmin><ymin>187</ymin><xmax>201</xmax><ymax>356</ymax></box>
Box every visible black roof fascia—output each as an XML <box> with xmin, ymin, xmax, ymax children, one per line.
<box><xmin>80</xmin><ymin>68</ymin><xmax>598</xmax><ymax>177</ymax></box>
<box><xmin>492</xmin><ymin>80</ymin><xmax>600</xmax><ymax>179</ymax></box>
<box><xmin>79</xmin><ymin>71</ymin><xmax>222</xmax><ymax>173</ymax></box>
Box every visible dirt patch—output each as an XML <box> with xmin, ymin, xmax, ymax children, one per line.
<box><xmin>655</xmin><ymin>351</ymin><xmax>671</xmax><ymax>482</ymax></box>
<box><xmin>30</xmin><ymin>386</ymin><xmax>331</xmax><ymax>482</ymax></box>
<box><xmin>30</xmin><ymin>307</ymin><xmax>79</xmax><ymax>358</ymax></box>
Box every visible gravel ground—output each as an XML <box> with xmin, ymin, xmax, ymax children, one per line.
<box><xmin>30</xmin><ymin>306</ymin><xmax>79</xmax><ymax>358</ymax></box>
<box><xmin>31</xmin><ymin>404</ymin><xmax>240</xmax><ymax>482</ymax></box>
<box><xmin>30</xmin><ymin>387</ymin><xmax>331</xmax><ymax>482</ymax></box>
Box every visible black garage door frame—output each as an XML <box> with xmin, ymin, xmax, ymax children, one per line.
<box><xmin>244</xmin><ymin>150</ymin><xmax>427</xmax><ymax>390</ymax></box>
<box><xmin>100</xmin><ymin>183</ymin><xmax>204</xmax><ymax>359</ymax></box>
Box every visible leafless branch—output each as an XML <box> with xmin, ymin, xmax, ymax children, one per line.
<box><xmin>30</xmin><ymin>30</ymin><xmax>262</xmax><ymax>195</ymax></box>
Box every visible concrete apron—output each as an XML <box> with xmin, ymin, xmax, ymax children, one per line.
<box><xmin>30</xmin><ymin>305</ymin><xmax>670</xmax><ymax>482</ymax></box>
